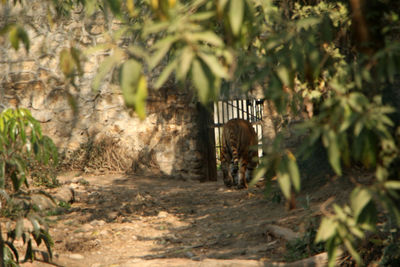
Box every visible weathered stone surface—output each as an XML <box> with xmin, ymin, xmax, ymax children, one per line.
<box><xmin>31</xmin><ymin>194</ymin><xmax>57</xmax><ymax>210</ymax></box>
<box><xmin>0</xmin><ymin>1</ymin><xmax>206</xmax><ymax>180</ymax></box>
<box><xmin>53</xmin><ymin>185</ymin><xmax>74</xmax><ymax>204</ymax></box>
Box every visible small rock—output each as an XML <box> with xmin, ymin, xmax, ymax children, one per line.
<box><xmin>185</xmin><ymin>251</ymin><xmax>194</xmax><ymax>258</ymax></box>
<box><xmin>99</xmin><ymin>229</ymin><xmax>109</xmax><ymax>236</ymax></box>
<box><xmin>107</xmin><ymin>211</ymin><xmax>118</xmax><ymax>221</ymax></box>
<box><xmin>122</xmin><ymin>218</ymin><xmax>132</xmax><ymax>223</ymax></box>
<box><xmin>80</xmin><ymin>223</ymin><xmax>93</xmax><ymax>232</ymax></box>
<box><xmin>31</xmin><ymin>194</ymin><xmax>57</xmax><ymax>210</ymax></box>
<box><xmin>157</xmin><ymin>211</ymin><xmax>168</xmax><ymax>218</ymax></box>
<box><xmin>121</xmin><ymin>226</ymin><xmax>135</xmax><ymax>231</ymax></box>
<box><xmin>90</xmin><ymin>220</ymin><xmax>106</xmax><ymax>226</ymax></box>
<box><xmin>69</xmin><ymin>253</ymin><xmax>84</xmax><ymax>260</ymax></box>
<box><xmin>54</xmin><ymin>185</ymin><xmax>75</xmax><ymax>203</ymax></box>
<box><xmin>132</xmin><ymin>235</ymin><xmax>138</xmax><ymax>241</ymax></box>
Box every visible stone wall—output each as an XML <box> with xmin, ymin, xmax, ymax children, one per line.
<box><xmin>0</xmin><ymin>2</ymin><xmax>205</xmax><ymax>179</ymax></box>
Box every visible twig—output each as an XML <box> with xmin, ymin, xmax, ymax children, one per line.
<box><xmin>320</xmin><ymin>196</ymin><xmax>335</xmax><ymax>217</ymax></box>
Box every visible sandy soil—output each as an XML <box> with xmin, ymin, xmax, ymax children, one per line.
<box><xmin>17</xmin><ymin>171</ymin><xmax>359</xmax><ymax>267</ymax></box>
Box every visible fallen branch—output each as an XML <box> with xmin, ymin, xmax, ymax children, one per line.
<box><xmin>264</xmin><ymin>224</ymin><xmax>300</xmax><ymax>242</ymax></box>
<box><xmin>269</xmin><ymin>252</ymin><xmax>343</xmax><ymax>267</ymax></box>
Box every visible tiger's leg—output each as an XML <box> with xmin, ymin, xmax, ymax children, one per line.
<box><xmin>237</xmin><ymin>158</ymin><xmax>248</xmax><ymax>189</ymax></box>
<box><xmin>221</xmin><ymin>148</ymin><xmax>234</xmax><ymax>187</ymax></box>
<box><xmin>231</xmin><ymin>145</ymin><xmax>239</xmax><ymax>186</ymax></box>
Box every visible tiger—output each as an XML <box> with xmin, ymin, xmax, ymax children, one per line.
<box><xmin>221</xmin><ymin>118</ymin><xmax>258</xmax><ymax>189</ymax></box>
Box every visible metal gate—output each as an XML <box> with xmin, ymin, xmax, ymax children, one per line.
<box><xmin>213</xmin><ymin>99</ymin><xmax>264</xmax><ymax>165</ymax></box>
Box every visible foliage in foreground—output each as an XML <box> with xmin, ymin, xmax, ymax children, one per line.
<box><xmin>2</xmin><ymin>0</ymin><xmax>400</xmax><ymax>265</ymax></box>
<box><xmin>0</xmin><ymin>108</ymin><xmax>58</xmax><ymax>266</ymax></box>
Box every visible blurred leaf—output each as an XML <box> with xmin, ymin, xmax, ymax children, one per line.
<box><xmin>15</xmin><ymin>219</ymin><xmax>23</xmax><ymax>240</ymax></box>
<box><xmin>177</xmin><ymin>46</ymin><xmax>194</xmax><ymax>81</ymax></box>
<box><xmin>92</xmin><ymin>51</ymin><xmax>123</xmax><ymax>91</ymax></box>
<box><xmin>229</xmin><ymin>0</ymin><xmax>244</xmax><ymax>36</ymax></box>
<box><xmin>385</xmin><ymin>181</ymin><xmax>400</xmax><ymax>190</ymax></box>
<box><xmin>198</xmin><ymin>52</ymin><xmax>229</xmax><ymax>79</ymax></box>
<box><xmin>8</xmin><ymin>26</ymin><xmax>19</xmax><ymax>49</ymax></box>
<box><xmin>121</xmin><ymin>59</ymin><xmax>142</xmax><ymax>106</ymax></box>
<box><xmin>192</xmin><ymin>58</ymin><xmax>210</xmax><ymax>103</ymax></box>
<box><xmin>84</xmin><ymin>0</ymin><xmax>98</xmax><ymax>15</ymax></box>
<box><xmin>5</xmin><ymin>241</ymin><xmax>19</xmax><ymax>264</ymax></box>
<box><xmin>105</xmin><ymin>0</ymin><xmax>121</xmax><ymax>16</ymax></box>
<box><xmin>296</xmin><ymin>17</ymin><xmax>320</xmax><ymax>30</ymax></box>
<box><xmin>70</xmin><ymin>47</ymin><xmax>83</xmax><ymax>75</ymax></box>
<box><xmin>356</xmin><ymin>201</ymin><xmax>377</xmax><ymax>231</ymax></box>
<box><xmin>135</xmin><ymin>75</ymin><xmax>148</xmax><ymax>120</ymax></box>
<box><xmin>120</xmin><ymin>59</ymin><xmax>147</xmax><ymax>119</ymax></box>
<box><xmin>0</xmin><ymin>160</ymin><xmax>5</xmax><ymax>188</ymax></box>
<box><xmin>287</xmin><ymin>152</ymin><xmax>300</xmax><ymax>192</ymax></box>
<box><xmin>189</xmin><ymin>11</ymin><xmax>215</xmax><ymax>21</ymax></box>
<box><xmin>149</xmin><ymin>36</ymin><xmax>178</xmax><ymax>69</ymax></box>
<box><xmin>40</xmin><ymin>229</ymin><xmax>54</xmax><ymax>259</ymax></box>
<box><xmin>126</xmin><ymin>0</ymin><xmax>135</xmax><ymax>16</ymax></box>
<box><xmin>155</xmin><ymin>58</ymin><xmax>178</xmax><ymax>89</ymax></box>
<box><xmin>277</xmin><ymin>158</ymin><xmax>291</xmax><ymax>199</ymax></box>
<box><xmin>350</xmin><ymin>187</ymin><xmax>372</xmax><ymax>220</ymax></box>
<box><xmin>343</xmin><ymin>238</ymin><xmax>362</xmax><ymax>266</ymax></box>
<box><xmin>316</xmin><ymin>217</ymin><xmax>337</xmax><ymax>242</ymax></box>
<box><xmin>326</xmin><ymin>130</ymin><xmax>342</xmax><ymax>175</ymax></box>
<box><xmin>8</xmin><ymin>25</ymin><xmax>29</xmax><ymax>51</ymax></box>
<box><xmin>187</xmin><ymin>31</ymin><xmax>224</xmax><ymax>47</ymax></box>
<box><xmin>59</xmin><ymin>49</ymin><xmax>75</xmax><ymax>77</ymax></box>
<box><xmin>276</xmin><ymin>66</ymin><xmax>291</xmax><ymax>87</ymax></box>
<box><xmin>24</xmin><ymin>240</ymin><xmax>33</xmax><ymax>262</ymax></box>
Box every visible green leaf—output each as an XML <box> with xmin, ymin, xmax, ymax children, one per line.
<box><xmin>187</xmin><ymin>31</ymin><xmax>224</xmax><ymax>47</ymax></box>
<box><xmin>277</xmin><ymin>158</ymin><xmax>291</xmax><ymax>199</ymax></box>
<box><xmin>92</xmin><ymin>52</ymin><xmax>122</xmax><ymax>91</ymax></box>
<box><xmin>296</xmin><ymin>17</ymin><xmax>320</xmax><ymax>30</ymax></box>
<box><xmin>135</xmin><ymin>75</ymin><xmax>148</xmax><ymax>120</ymax></box>
<box><xmin>198</xmin><ymin>52</ymin><xmax>229</xmax><ymax>79</ymax></box>
<box><xmin>287</xmin><ymin>154</ymin><xmax>300</xmax><ymax>192</ymax></box>
<box><xmin>105</xmin><ymin>0</ymin><xmax>121</xmax><ymax>16</ymax></box>
<box><xmin>326</xmin><ymin>130</ymin><xmax>342</xmax><ymax>175</ymax></box>
<box><xmin>316</xmin><ymin>218</ymin><xmax>337</xmax><ymax>242</ymax></box>
<box><xmin>120</xmin><ymin>59</ymin><xmax>147</xmax><ymax>119</ymax></box>
<box><xmin>350</xmin><ymin>187</ymin><xmax>372</xmax><ymax>220</ymax></box>
<box><xmin>84</xmin><ymin>0</ymin><xmax>98</xmax><ymax>15</ymax></box>
<box><xmin>24</xmin><ymin>239</ymin><xmax>33</xmax><ymax>262</ymax></box>
<box><xmin>385</xmin><ymin>181</ymin><xmax>400</xmax><ymax>190</ymax></box>
<box><xmin>356</xmin><ymin>201</ymin><xmax>377</xmax><ymax>231</ymax></box>
<box><xmin>155</xmin><ymin>58</ymin><xmax>178</xmax><ymax>89</ymax></box>
<box><xmin>192</xmin><ymin>58</ymin><xmax>210</xmax><ymax>103</ymax></box>
<box><xmin>276</xmin><ymin>66</ymin><xmax>291</xmax><ymax>86</ymax></box>
<box><xmin>29</xmin><ymin>217</ymin><xmax>40</xmax><ymax>237</ymax></box>
<box><xmin>177</xmin><ymin>46</ymin><xmax>194</xmax><ymax>81</ymax></box>
<box><xmin>189</xmin><ymin>11</ymin><xmax>215</xmax><ymax>21</ymax></box>
<box><xmin>8</xmin><ymin>25</ymin><xmax>30</xmax><ymax>51</ymax></box>
<box><xmin>8</xmin><ymin>25</ymin><xmax>19</xmax><ymax>50</ymax></box>
<box><xmin>15</xmin><ymin>219</ymin><xmax>24</xmax><ymax>240</ymax></box>
<box><xmin>229</xmin><ymin>0</ymin><xmax>244</xmax><ymax>36</ymax></box>
<box><xmin>0</xmin><ymin>160</ymin><xmax>5</xmax><ymax>188</ymax></box>
<box><xmin>5</xmin><ymin>241</ymin><xmax>19</xmax><ymax>263</ymax></box>
<box><xmin>343</xmin><ymin>239</ymin><xmax>362</xmax><ymax>265</ymax></box>
<box><xmin>121</xmin><ymin>59</ymin><xmax>142</xmax><ymax>106</ymax></box>
<box><xmin>59</xmin><ymin>48</ymin><xmax>75</xmax><ymax>77</ymax></box>
<box><xmin>149</xmin><ymin>35</ymin><xmax>179</xmax><ymax>69</ymax></box>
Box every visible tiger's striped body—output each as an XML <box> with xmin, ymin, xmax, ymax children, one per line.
<box><xmin>221</xmin><ymin>119</ymin><xmax>258</xmax><ymax>189</ymax></box>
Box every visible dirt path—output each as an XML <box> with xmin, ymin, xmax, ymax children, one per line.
<box><xmin>19</xmin><ymin>172</ymin><xmax>353</xmax><ymax>267</ymax></box>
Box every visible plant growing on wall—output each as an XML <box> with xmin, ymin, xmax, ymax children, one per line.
<box><xmin>2</xmin><ymin>0</ymin><xmax>400</xmax><ymax>265</ymax></box>
<box><xmin>0</xmin><ymin>108</ymin><xmax>58</xmax><ymax>266</ymax></box>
